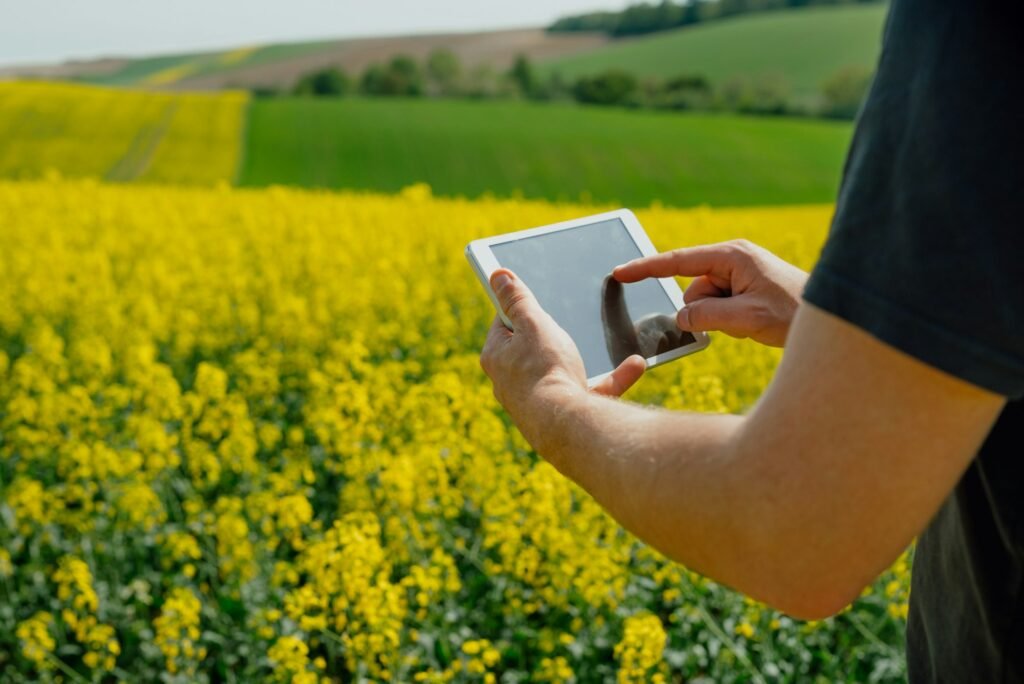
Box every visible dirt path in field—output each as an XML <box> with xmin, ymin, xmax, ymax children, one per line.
<box><xmin>105</xmin><ymin>101</ymin><xmax>178</xmax><ymax>181</ymax></box>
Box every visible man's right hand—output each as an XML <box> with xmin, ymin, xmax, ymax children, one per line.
<box><xmin>613</xmin><ymin>239</ymin><xmax>808</xmax><ymax>347</ymax></box>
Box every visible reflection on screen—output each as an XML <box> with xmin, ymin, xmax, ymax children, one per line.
<box><xmin>491</xmin><ymin>218</ymin><xmax>696</xmax><ymax>377</ymax></box>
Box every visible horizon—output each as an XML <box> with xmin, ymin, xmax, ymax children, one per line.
<box><xmin>0</xmin><ymin>0</ymin><xmax>633</xmax><ymax>68</ymax></box>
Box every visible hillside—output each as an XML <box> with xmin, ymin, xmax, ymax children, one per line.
<box><xmin>0</xmin><ymin>29</ymin><xmax>609</xmax><ymax>91</ymax></box>
<box><xmin>540</xmin><ymin>4</ymin><xmax>887</xmax><ymax>101</ymax></box>
<box><xmin>240</xmin><ymin>97</ymin><xmax>852</xmax><ymax>207</ymax></box>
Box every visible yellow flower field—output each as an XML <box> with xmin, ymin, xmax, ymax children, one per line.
<box><xmin>0</xmin><ymin>82</ymin><xmax>246</xmax><ymax>185</ymax></box>
<box><xmin>0</xmin><ymin>179</ymin><xmax>910</xmax><ymax>682</ymax></box>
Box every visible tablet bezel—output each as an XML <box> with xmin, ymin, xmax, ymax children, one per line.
<box><xmin>466</xmin><ymin>208</ymin><xmax>711</xmax><ymax>388</ymax></box>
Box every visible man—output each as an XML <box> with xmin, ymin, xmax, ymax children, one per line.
<box><xmin>479</xmin><ymin>1</ymin><xmax>1023</xmax><ymax>681</ymax></box>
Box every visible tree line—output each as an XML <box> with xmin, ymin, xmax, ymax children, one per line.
<box><xmin>549</xmin><ymin>0</ymin><xmax>882</xmax><ymax>37</ymax></box>
<box><xmin>269</xmin><ymin>51</ymin><xmax>871</xmax><ymax>120</ymax></box>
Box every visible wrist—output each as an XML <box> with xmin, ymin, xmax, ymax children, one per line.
<box><xmin>527</xmin><ymin>377</ymin><xmax>591</xmax><ymax>474</ymax></box>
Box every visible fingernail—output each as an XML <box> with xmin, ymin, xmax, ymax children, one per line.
<box><xmin>491</xmin><ymin>272</ymin><xmax>511</xmax><ymax>290</ymax></box>
<box><xmin>677</xmin><ymin>308</ymin><xmax>691</xmax><ymax>330</ymax></box>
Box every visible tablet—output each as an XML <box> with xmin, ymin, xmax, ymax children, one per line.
<box><xmin>466</xmin><ymin>209</ymin><xmax>710</xmax><ymax>387</ymax></box>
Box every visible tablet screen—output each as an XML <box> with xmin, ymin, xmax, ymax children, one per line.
<box><xmin>491</xmin><ymin>218</ymin><xmax>696</xmax><ymax>378</ymax></box>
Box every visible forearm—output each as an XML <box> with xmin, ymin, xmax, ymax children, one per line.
<box><xmin>533</xmin><ymin>387</ymin><xmax>755</xmax><ymax>594</ymax></box>
<box><xmin>524</xmin><ymin>307</ymin><xmax>1005</xmax><ymax>620</ymax></box>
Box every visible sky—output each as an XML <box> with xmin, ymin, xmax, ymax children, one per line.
<box><xmin>1</xmin><ymin>0</ymin><xmax>634</xmax><ymax>66</ymax></box>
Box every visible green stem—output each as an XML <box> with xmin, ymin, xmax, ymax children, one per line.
<box><xmin>844</xmin><ymin>610</ymin><xmax>899</xmax><ymax>657</ymax></box>
<box><xmin>693</xmin><ymin>603</ymin><xmax>767</xmax><ymax>684</ymax></box>
<box><xmin>44</xmin><ymin>652</ymin><xmax>90</xmax><ymax>684</ymax></box>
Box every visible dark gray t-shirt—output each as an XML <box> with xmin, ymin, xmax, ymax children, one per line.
<box><xmin>802</xmin><ymin>0</ymin><xmax>1024</xmax><ymax>680</ymax></box>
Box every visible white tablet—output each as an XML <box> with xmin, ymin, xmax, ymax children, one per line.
<box><xmin>466</xmin><ymin>209</ymin><xmax>710</xmax><ymax>387</ymax></box>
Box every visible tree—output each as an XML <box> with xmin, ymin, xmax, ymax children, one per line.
<box><xmin>464</xmin><ymin>64</ymin><xmax>500</xmax><ymax>98</ymax></box>
<box><xmin>612</xmin><ymin>0</ymin><xmax>685</xmax><ymax>36</ymax></box>
<box><xmin>572</xmin><ymin>70</ymin><xmax>639</xmax><ymax>106</ymax></box>
<box><xmin>508</xmin><ymin>55</ymin><xmax>540</xmax><ymax>99</ymax></box>
<box><xmin>652</xmin><ymin>73</ymin><xmax>713</xmax><ymax>110</ymax></box>
<box><xmin>548</xmin><ymin>11</ymin><xmax>619</xmax><ymax>32</ymax></box>
<box><xmin>820</xmin><ymin>65</ymin><xmax>873</xmax><ymax>119</ymax></box>
<box><xmin>549</xmin><ymin>0</ymin><xmax>884</xmax><ymax>37</ymax></box>
<box><xmin>718</xmin><ymin>72</ymin><xmax>792</xmax><ymax>115</ymax></box>
<box><xmin>293</xmin><ymin>67</ymin><xmax>351</xmax><ymax>97</ymax></box>
<box><xmin>426</xmin><ymin>49</ymin><xmax>462</xmax><ymax>96</ymax></box>
<box><xmin>360</xmin><ymin>55</ymin><xmax>424</xmax><ymax>96</ymax></box>
<box><xmin>545</xmin><ymin>71</ymin><xmax>572</xmax><ymax>101</ymax></box>
<box><xmin>389</xmin><ymin>55</ymin><xmax>424</xmax><ymax>95</ymax></box>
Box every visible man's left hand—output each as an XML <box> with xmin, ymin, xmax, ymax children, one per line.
<box><xmin>479</xmin><ymin>268</ymin><xmax>646</xmax><ymax>452</ymax></box>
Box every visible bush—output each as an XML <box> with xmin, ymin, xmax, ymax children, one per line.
<box><xmin>820</xmin><ymin>64</ymin><xmax>873</xmax><ymax>119</ymax></box>
<box><xmin>650</xmin><ymin>74</ymin><xmax>713</xmax><ymax>110</ymax></box>
<box><xmin>292</xmin><ymin>67</ymin><xmax>351</xmax><ymax>97</ymax></box>
<box><xmin>250</xmin><ymin>85</ymin><xmax>283</xmax><ymax>99</ymax></box>
<box><xmin>361</xmin><ymin>55</ymin><xmax>424</xmax><ymax>97</ymax></box>
<box><xmin>426</xmin><ymin>49</ymin><xmax>462</xmax><ymax>96</ymax></box>
<box><xmin>508</xmin><ymin>55</ymin><xmax>541</xmax><ymax>100</ymax></box>
<box><xmin>572</xmin><ymin>70</ymin><xmax>639</xmax><ymax>106</ymax></box>
<box><xmin>718</xmin><ymin>73</ymin><xmax>792</xmax><ymax>115</ymax></box>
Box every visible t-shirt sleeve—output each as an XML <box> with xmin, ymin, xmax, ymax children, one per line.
<box><xmin>802</xmin><ymin>1</ymin><xmax>1024</xmax><ymax>398</ymax></box>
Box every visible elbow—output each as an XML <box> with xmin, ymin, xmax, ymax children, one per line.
<box><xmin>748</xmin><ymin>552</ymin><xmax>870</xmax><ymax>620</ymax></box>
<box><xmin>769</xmin><ymin>583</ymin><xmax>862</xmax><ymax>621</ymax></box>
<box><xmin>738</xmin><ymin>537</ymin><xmax>870</xmax><ymax>620</ymax></box>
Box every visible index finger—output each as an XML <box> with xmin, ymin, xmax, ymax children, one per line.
<box><xmin>613</xmin><ymin>243</ymin><xmax>739</xmax><ymax>283</ymax></box>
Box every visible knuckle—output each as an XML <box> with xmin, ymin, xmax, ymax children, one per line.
<box><xmin>748</xmin><ymin>301</ymin><xmax>776</xmax><ymax>330</ymax></box>
<box><xmin>669</xmin><ymin>247</ymin><xmax>689</xmax><ymax>265</ymax></box>
<box><xmin>503</xmin><ymin>291</ymin><xmax>530</xmax><ymax>317</ymax></box>
<box><xmin>727</xmin><ymin>238</ymin><xmax>756</xmax><ymax>258</ymax></box>
<box><xmin>685</xmin><ymin>301</ymin><xmax>705</xmax><ymax>326</ymax></box>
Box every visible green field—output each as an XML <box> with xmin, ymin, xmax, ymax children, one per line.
<box><xmin>86</xmin><ymin>40</ymin><xmax>335</xmax><ymax>87</ymax></box>
<box><xmin>541</xmin><ymin>4</ymin><xmax>887</xmax><ymax>100</ymax></box>
<box><xmin>240</xmin><ymin>97</ymin><xmax>852</xmax><ymax>207</ymax></box>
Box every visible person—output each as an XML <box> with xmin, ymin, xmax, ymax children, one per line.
<box><xmin>479</xmin><ymin>1</ymin><xmax>1023</xmax><ymax>681</ymax></box>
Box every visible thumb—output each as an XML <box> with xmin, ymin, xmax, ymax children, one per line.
<box><xmin>490</xmin><ymin>269</ymin><xmax>542</xmax><ymax>326</ymax></box>
<box><xmin>677</xmin><ymin>296</ymin><xmax>753</xmax><ymax>336</ymax></box>
<box><xmin>592</xmin><ymin>354</ymin><xmax>646</xmax><ymax>398</ymax></box>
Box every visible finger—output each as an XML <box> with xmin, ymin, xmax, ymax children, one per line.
<box><xmin>490</xmin><ymin>269</ymin><xmax>543</xmax><ymax>327</ymax></box>
<box><xmin>683</xmin><ymin>275</ymin><xmax>730</xmax><ymax>304</ymax></box>
<box><xmin>677</xmin><ymin>296</ymin><xmax>755</xmax><ymax>336</ymax></box>
<box><xmin>613</xmin><ymin>243</ymin><xmax>742</xmax><ymax>284</ymax></box>
<box><xmin>592</xmin><ymin>355</ymin><xmax>646</xmax><ymax>397</ymax></box>
<box><xmin>480</xmin><ymin>316</ymin><xmax>512</xmax><ymax>375</ymax></box>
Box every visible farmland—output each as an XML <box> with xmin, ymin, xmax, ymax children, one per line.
<box><xmin>240</xmin><ymin>97</ymin><xmax>853</xmax><ymax>207</ymax></box>
<box><xmin>0</xmin><ymin>178</ymin><xmax>911</xmax><ymax>681</ymax></box>
<box><xmin>0</xmin><ymin>82</ymin><xmax>853</xmax><ymax>207</ymax></box>
<box><xmin>0</xmin><ymin>82</ymin><xmax>247</xmax><ymax>184</ymax></box>
<box><xmin>17</xmin><ymin>30</ymin><xmax>608</xmax><ymax>93</ymax></box>
<box><xmin>3</xmin><ymin>4</ymin><xmax>886</xmax><ymax>102</ymax></box>
<box><xmin>542</xmin><ymin>4</ymin><xmax>887</xmax><ymax>100</ymax></box>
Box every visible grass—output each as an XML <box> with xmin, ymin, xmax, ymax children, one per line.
<box><xmin>540</xmin><ymin>4</ymin><xmax>887</xmax><ymax>100</ymax></box>
<box><xmin>240</xmin><ymin>96</ymin><xmax>852</xmax><ymax>207</ymax></box>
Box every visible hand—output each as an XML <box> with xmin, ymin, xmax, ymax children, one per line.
<box><xmin>613</xmin><ymin>239</ymin><xmax>808</xmax><ymax>347</ymax></box>
<box><xmin>480</xmin><ymin>269</ymin><xmax>646</xmax><ymax>452</ymax></box>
